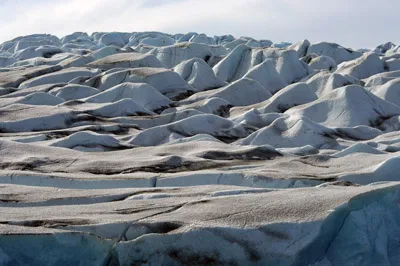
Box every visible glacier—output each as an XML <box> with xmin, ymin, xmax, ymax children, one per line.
<box><xmin>0</xmin><ymin>31</ymin><xmax>399</xmax><ymax>265</ymax></box>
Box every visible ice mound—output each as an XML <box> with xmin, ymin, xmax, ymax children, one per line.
<box><xmin>369</xmin><ymin>78</ymin><xmax>400</xmax><ymax>107</ymax></box>
<box><xmin>336</xmin><ymin>125</ymin><xmax>382</xmax><ymax>140</ymax></box>
<box><xmin>140</xmin><ymin>35</ymin><xmax>175</xmax><ymax>47</ymax></box>
<box><xmin>87</xmin><ymin>52</ymin><xmax>164</xmax><ymax>69</ymax></box>
<box><xmin>87</xmin><ymin>67</ymin><xmax>192</xmax><ymax>99</ymax></box>
<box><xmin>84</xmin><ymin>82</ymin><xmax>172</xmax><ymax>111</ymax></box>
<box><xmin>0</xmin><ymin>65</ymin><xmax>62</xmax><ymax>87</ymax></box>
<box><xmin>48</xmin><ymin>130</ymin><xmax>125</xmax><ymax>150</ymax></box>
<box><xmin>257</xmin><ymin>82</ymin><xmax>317</xmax><ymax>113</ymax></box>
<box><xmin>374</xmin><ymin>42</ymin><xmax>396</xmax><ymax>54</ymax></box>
<box><xmin>18</xmin><ymin>67</ymin><xmax>101</xmax><ymax>89</ymax></box>
<box><xmin>89</xmin><ymin>46</ymin><xmax>121</xmax><ymax>59</ymax></box>
<box><xmin>364</xmin><ymin>70</ymin><xmax>400</xmax><ymax>87</ymax></box>
<box><xmin>58</xmin><ymin>55</ymin><xmax>96</xmax><ymax>68</ymax></box>
<box><xmin>335</xmin><ymin>52</ymin><xmax>384</xmax><ymax>79</ymax></box>
<box><xmin>341</xmin><ymin>157</ymin><xmax>400</xmax><ymax>184</ymax></box>
<box><xmin>285</xmin><ymin>85</ymin><xmax>400</xmax><ymax>127</ymax></box>
<box><xmin>237</xmin><ymin>115</ymin><xmax>339</xmax><ymax>148</ymax></box>
<box><xmin>307</xmin><ymin>42</ymin><xmax>362</xmax><ymax>64</ymax></box>
<box><xmin>287</xmin><ymin>39</ymin><xmax>310</xmax><ymax>57</ymax></box>
<box><xmin>173</xmin><ymin>58</ymin><xmax>226</xmax><ymax>91</ymax></box>
<box><xmin>163</xmin><ymin>97</ymin><xmax>232</xmax><ymax>116</ymax></box>
<box><xmin>148</xmin><ymin>42</ymin><xmax>226</xmax><ymax>68</ymax></box>
<box><xmin>306</xmin><ymin>71</ymin><xmax>358</xmax><ymax>96</ymax></box>
<box><xmin>307</xmin><ymin>55</ymin><xmax>337</xmax><ymax>71</ymax></box>
<box><xmin>0</xmin><ymin>104</ymin><xmax>75</xmax><ymax>132</ymax></box>
<box><xmin>213</xmin><ymin>44</ymin><xmax>308</xmax><ymax>84</ymax></box>
<box><xmin>86</xmin><ymin>98</ymin><xmax>154</xmax><ymax>117</ymax></box>
<box><xmin>242</xmin><ymin>60</ymin><xmax>287</xmax><ymax>94</ymax></box>
<box><xmin>332</xmin><ymin>143</ymin><xmax>386</xmax><ymax>157</ymax></box>
<box><xmin>49</xmin><ymin>84</ymin><xmax>100</xmax><ymax>100</ymax></box>
<box><xmin>182</xmin><ymin>77</ymin><xmax>272</xmax><ymax>106</ymax></box>
<box><xmin>129</xmin><ymin>114</ymin><xmax>247</xmax><ymax>146</ymax></box>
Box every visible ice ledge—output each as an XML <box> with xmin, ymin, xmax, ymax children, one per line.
<box><xmin>0</xmin><ymin>182</ymin><xmax>398</xmax><ymax>265</ymax></box>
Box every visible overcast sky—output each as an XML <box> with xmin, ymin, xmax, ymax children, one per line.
<box><xmin>0</xmin><ymin>0</ymin><xmax>398</xmax><ymax>49</ymax></box>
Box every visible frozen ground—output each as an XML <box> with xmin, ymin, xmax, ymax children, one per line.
<box><xmin>0</xmin><ymin>32</ymin><xmax>400</xmax><ymax>265</ymax></box>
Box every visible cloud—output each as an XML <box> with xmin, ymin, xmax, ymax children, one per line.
<box><xmin>0</xmin><ymin>0</ymin><xmax>398</xmax><ymax>48</ymax></box>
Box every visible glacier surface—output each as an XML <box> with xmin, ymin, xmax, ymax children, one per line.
<box><xmin>0</xmin><ymin>31</ymin><xmax>399</xmax><ymax>265</ymax></box>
